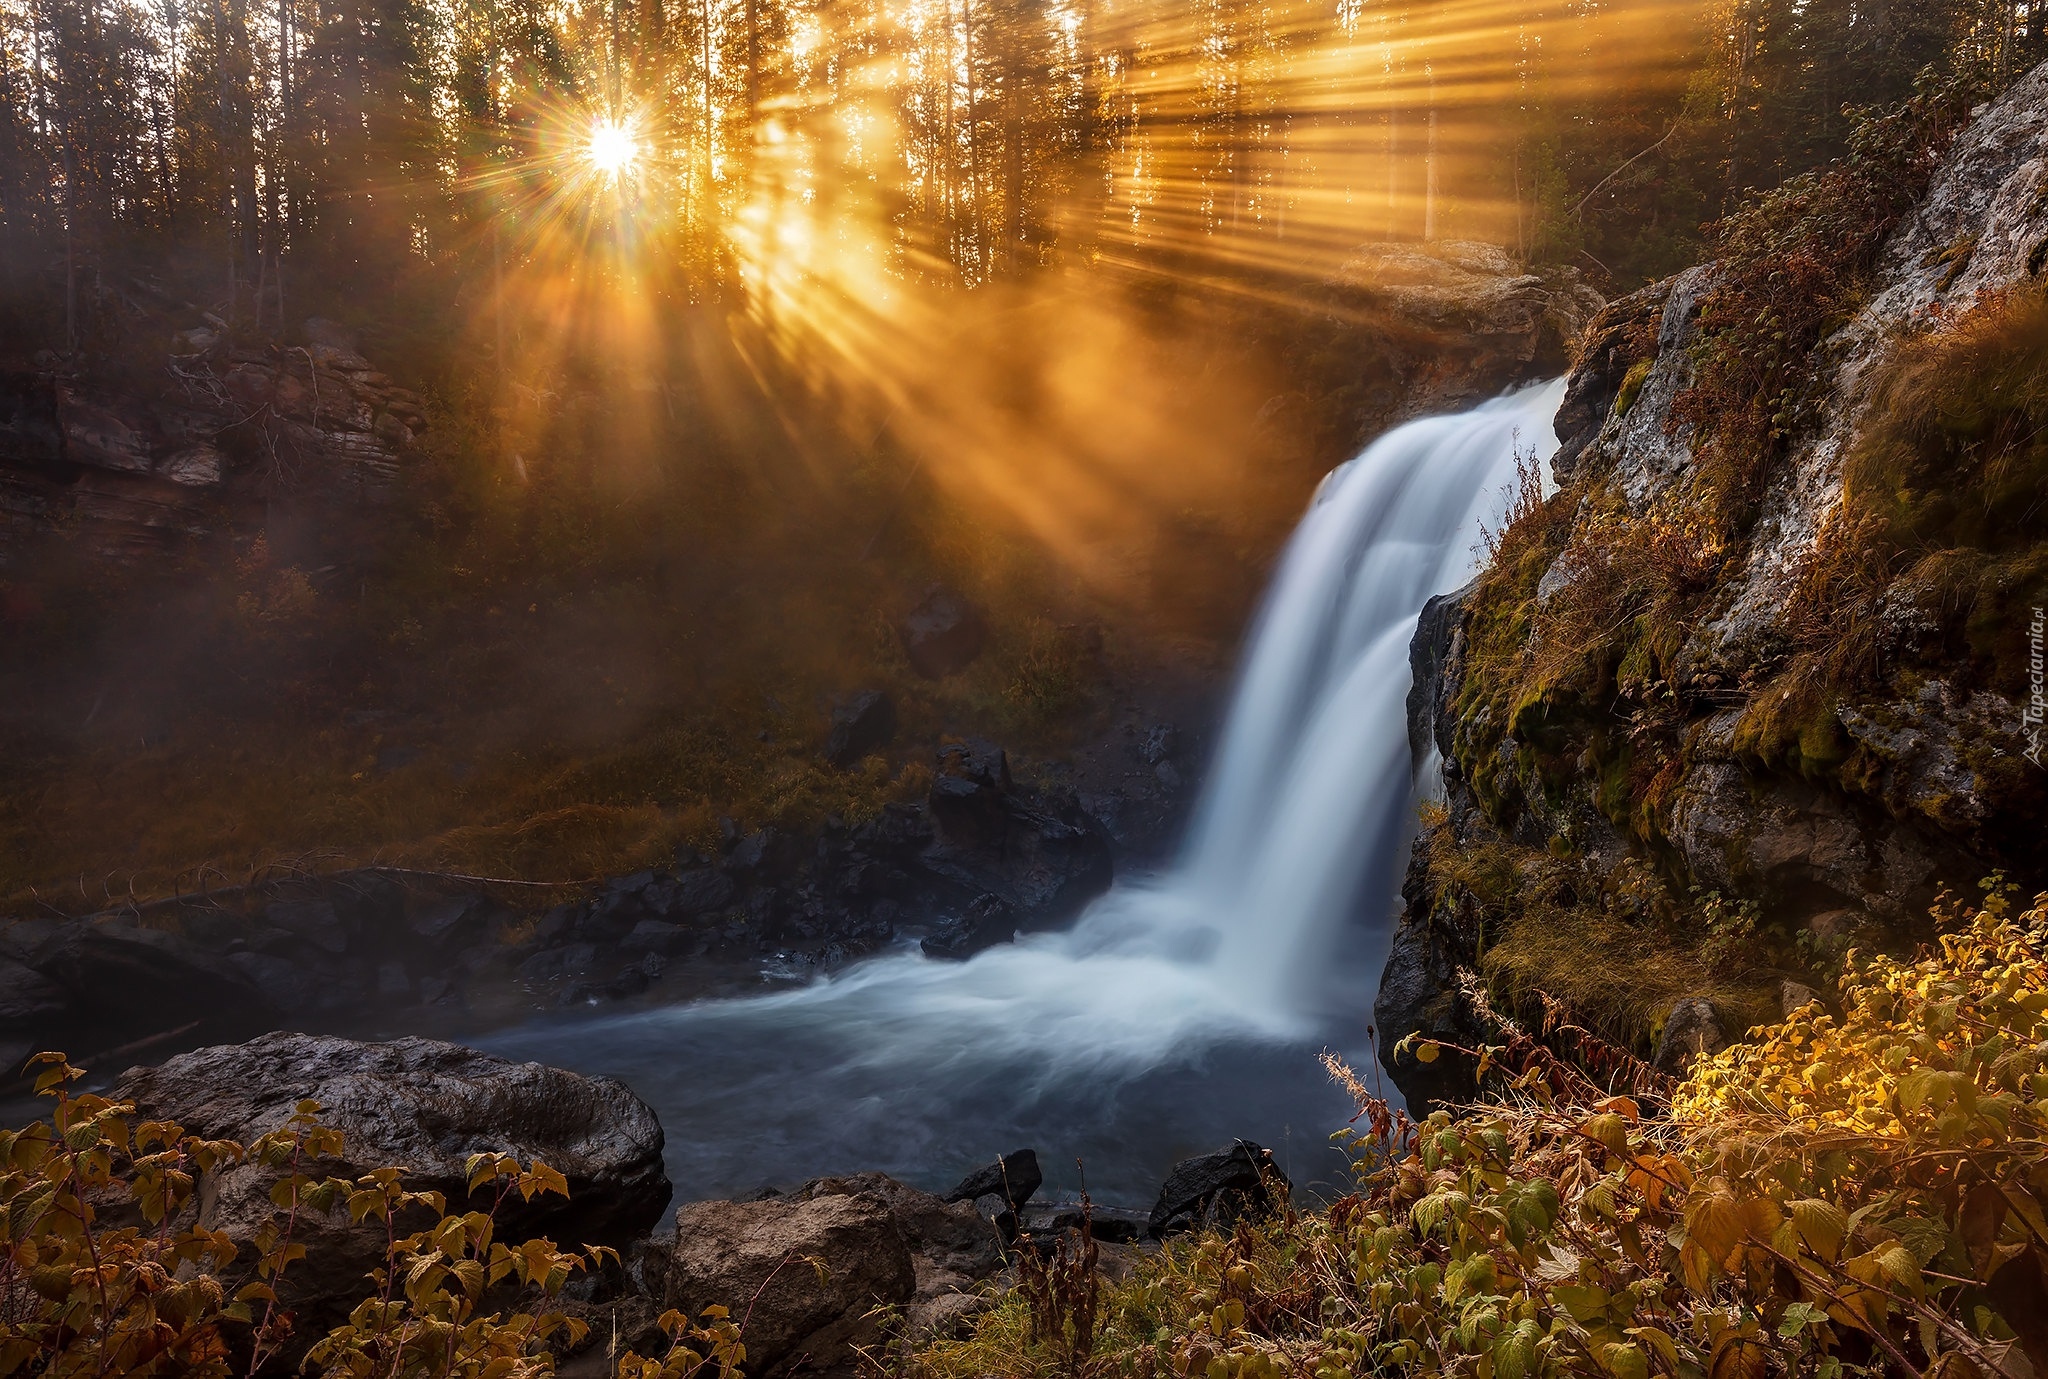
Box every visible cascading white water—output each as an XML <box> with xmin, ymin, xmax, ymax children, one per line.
<box><xmin>485</xmin><ymin>379</ymin><xmax>1565</xmax><ymax>1204</ymax></box>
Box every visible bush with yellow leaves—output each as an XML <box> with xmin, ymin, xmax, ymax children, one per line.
<box><xmin>0</xmin><ymin>1055</ymin><xmax>748</xmax><ymax>1378</ymax></box>
<box><xmin>913</xmin><ymin>885</ymin><xmax>2048</xmax><ymax>1379</ymax></box>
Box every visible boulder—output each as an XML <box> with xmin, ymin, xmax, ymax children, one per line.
<box><xmin>1653</xmin><ymin>997</ymin><xmax>1727</xmax><ymax>1075</ymax></box>
<box><xmin>117</xmin><ymin>1033</ymin><xmax>669</xmax><ymax>1358</ymax></box>
<box><xmin>1148</xmin><ymin>1142</ymin><xmax>1287</xmax><ymax>1237</ymax></box>
<box><xmin>824</xmin><ymin>690</ymin><xmax>897</xmax><ymax>768</ymax></box>
<box><xmin>667</xmin><ymin>1191</ymin><xmax>915</xmax><ymax>1376</ymax></box>
<box><xmin>796</xmin><ymin>1174</ymin><xmax>1005</xmax><ymax>1337</ymax></box>
<box><xmin>898</xmin><ymin>587</ymin><xmax>987</xmax><ymax>679</ymax></box>
<box><xmin>920</xmin><ymin>894</ymin><xmax>1018</xmax><ymax>960</ymax></box>
<box><xmin>943</xmin><ymin>1147</ymin><xmax>1041</xmax><ymax>1211</ymax></box>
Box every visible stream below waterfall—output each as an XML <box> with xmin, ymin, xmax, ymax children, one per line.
<box><xmin>482</xmin><ymin>379</ymin><xmax>1567</xmax><ymax>1210</ymax></box>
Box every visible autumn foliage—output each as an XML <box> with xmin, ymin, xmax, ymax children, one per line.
<box><xmin>0</xmin><ymin>1060</ymin><xmax>745</xmax><ymax>1378</ymax></box>
<box><xmin>917</xmin><ymin>887</ymin><xmax>2048</xmax><ymax>1379</ymax></box>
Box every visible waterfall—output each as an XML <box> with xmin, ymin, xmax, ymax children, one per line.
<box><xmin>485</xmin><ymin>379</ymin><xmax>1565</xmax><ymax>1204</ymax></box>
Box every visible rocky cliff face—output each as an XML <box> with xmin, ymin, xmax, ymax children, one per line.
<box><xmin>1379</xmin><ymin>67</ymin><xmax>2048</xmax><ymax>1108</ymax></box>
<box><xmin>0</xmin><ymin>318</ymin><xmax>426</xmax><ymax>562</ymax></box>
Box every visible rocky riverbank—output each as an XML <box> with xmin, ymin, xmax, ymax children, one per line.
<box><xmin>103</xmin><ymin>1031</ymin><xmax>1290</xmax><ymax>1376</ymax></box>
<box><xmin>0</xmin><ymin>733</ymin><xmax>1152</xmax><ymax>1075</ymax></box>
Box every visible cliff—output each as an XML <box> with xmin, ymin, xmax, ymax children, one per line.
<box><xmin>0</xmin><ymin>317</ymin><xmax>426</xmax><ymax>563</ymax></box>
<box><xmin>1381</xmin><ymin>66</ymin><xmax>2048</xmax><ymax>1107</ymax></box>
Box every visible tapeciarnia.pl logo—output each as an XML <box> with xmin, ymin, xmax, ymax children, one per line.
<box><xmin>2027</xmin><ymin>606</ymin><xmax>2046</xmax><ymax>768</ymax></box>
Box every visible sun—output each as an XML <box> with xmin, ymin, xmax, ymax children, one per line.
<box><xmin>586</xmin><ymin>118</ymin><xmax>640</xmax><ymax>177</ymax></box>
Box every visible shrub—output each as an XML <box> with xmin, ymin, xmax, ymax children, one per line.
<box><xmin>913</xmin><ymin>886</ymin><xmax>2048</xmax><ymax>1379</ymax></box>
<box><xmin>0</xmin><ymin>1057</ymin><xmax>746</xmax><ymax>1379</ymax></box>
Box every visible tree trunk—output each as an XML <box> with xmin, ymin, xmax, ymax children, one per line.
<box><xmin>1423</xmin><ymin>65</ymin><xmax>1438</xmax><ymax>242</ymax></box>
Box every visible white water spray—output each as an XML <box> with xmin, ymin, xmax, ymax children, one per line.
<box><xmin>487</xmin><ymin>379</ymin><xmax>1565</xmax><ymax>1202</ymax></box>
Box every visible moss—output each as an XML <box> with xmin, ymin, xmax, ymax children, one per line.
<box><xmin>1614</xmin><ymin>357</ymin><xmax>1653</xmax><ymax>416</ymax></box>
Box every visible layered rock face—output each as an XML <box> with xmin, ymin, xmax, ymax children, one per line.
<box><xmin>0</xmin><ymin>318</ymin><xmax>424</xmax><ymax>562</ymax></box>
<box><xmin>1380</xmin><ymin>68</ymin><xmax>2048</xmax><ymax>1106</ymax></box>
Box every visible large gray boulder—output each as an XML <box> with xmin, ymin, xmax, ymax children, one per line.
<box><xmin>117</xmin><ymin>1033</ymin><xmax>668</xmax><ymax>1360</ymax></box>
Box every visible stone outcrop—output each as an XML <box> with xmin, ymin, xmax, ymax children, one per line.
<box><xmin>1324</xmin><ymin>240</ymin><xmax>1606</xmax><ymax>424</ymax></box>
<box><xmin>0</xmin><ymin>316</ymin><xmax>424</xmax><ymax>563</ymax></box>
<box><xmin>1378</xmin><ymin>65</ymin><xmax>2048</xmax><ymax>1108</ymax></box>
<box><xmin>116</xmin><ymin>1033</ymin><xmax>667</xmax><ymax>1363</ymax></box>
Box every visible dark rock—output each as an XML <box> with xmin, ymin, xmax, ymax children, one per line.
<box><xmin>667</xmin><ymin>868</ymin><xmax>737</xmax><ymax>916</ymax></box>
<box><xmin>1139</xmin><ymin>723</ymin><xmax>1179</xmax><ymax>765</ymax></box>
<box><xmin>937</xmin><ymin>739</ymin><xmax>1011</xmax><ymax>790</ymax></box>
<box><xmin>408</xmin><ymin>896</ymin><xmax>485</xmax><ymax>947</ymax></box>
<box><xmin>29</xmin><ymin>919</ymin><xmax>269</xmax><ymax>1038</ymax></box>
<box><xmin>1148</xmin><ymin>1141</ymin><xmax>1287</xmax><ymax>1237</ymax></box>
<box><xmin>1373</xmin><ymin>844</ymin><xmax>1491</xmax><ymax>1112</ymax></box>
<box><xmin>921</xmin><ymin>894</ymin><xmax>1018</xmax><ymax>960</ymax></box>
<box><xmin>608</xmin><ymin>870</ymin><xmax>657</xmax><ymax>897</ymax></box>
<box><xmin>224</xmin><ymin>950</ymin><xmax>326</xmax><ymax>1013</ymax></box>
<box><xmin>1018</xmin><ymin>1201</ymin><xmax>1149</xmax><ymax>1243</ymax></box>
<box><xmin>263</xmin><ymin>898</ymin><xmax>350</xmax><ymax>954</ymax></box>
<box><xmin>1550</xmin><ymin>279</ymin><xmax>1671</xmax><ymax>479</ymax></box>
<box><xmin>1407</xmin><ymin>582</ymin><xmax>1473</xmax><ymax>776</ymax></box>
<box><xmin>898</xmin><ymin>587</ymin><xmax>987</xmax><ymax>679</ymax></box>
<box><xmin>929</xmin><ymin>772</ymin><xmax>1010</xmax><ymax>850</ymax></box>
<box><xmin>620</xmin><ymin>920</ymin><xmax>688</xmax><ymax>955</ymax></box>
<box><xmin>0</xmin><ymin>957</ymin><xmax>69</xmax><ymax>1025</ymax></box>
<box><xmin>667</xmin><ymin>1192</ymin><xmax>915</xmax><ymax>1378</ymax></box>
<box><xmin>517</xmin><ymin>942</ymin><xmax>599</xmax><ymax>982</ymax></box>
<box><xmin>825</xmin><ymin>690</ymin><xmax>897</xmax><ymax>768</ymax></box>
<box><xmin>723</xmin><ymin>828</ymin><xmax>783</xmax><ymax>876</ymax></box>
<box><xmin>944</xmin><ymin>1147</ymin><xmax>1041</xmax><ymax>1210</ymax></box>
<box><xmin>119</xmin><ymin>1033</ymin><xmax>668</xmax><ymax>1363</ymax></box>
<box><xmin>1653</xmin><ymin>997</ymin><xmax>1727</xmax><ymax>1075</ymax></box>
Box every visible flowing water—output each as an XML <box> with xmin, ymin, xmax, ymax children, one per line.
<box><xmin>484</xmin><ymin>379</ymin><xmax>1566</xmax><ymax>1208</ymax></box>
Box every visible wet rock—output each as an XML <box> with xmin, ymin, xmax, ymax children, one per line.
<box><xmin>667</xmin><ymin>1192</ymin><xmax>915</xmax><ymax>1377</ymax></box>
<box><xmin>920</xmin><ymin>894</ymin><xmax>1018</xmax><ymax>960</ymax></box>
<box><xmin>898</xmin><ymin>587</ymin><xmax>987</xmax><ymax>679</ymax></box>
<box><xmin>825</xmin><ymin>690</ymin><xmax>897</xmax><ymax>767</ymax></box>
<box><xmin>1148</xmin><ymin>1142</ymin><xmax>1287</xmax><ymax>1237</ymax></box>
<box><xmin>944</xmin><ymin>1147</ymin><xmax>1042</xmax><ymax>1210</ymax></box>
<box><xmin>1139</xmin><ymin>723</ymin><xmax>1179</xmax><ymax>765</ymax></box>
<box><xmin>1653</xmin><ymin>998</ymin><xmax>1727</xmax><ymax>1075</ymax></box>
<box><xmin>119</xmin><ymin>1033</ymin><xmax>668</xmax><ymax>1363</ymax></box>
